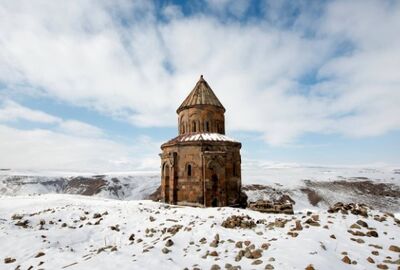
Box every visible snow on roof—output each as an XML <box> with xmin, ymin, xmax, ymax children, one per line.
<box><xmin>166</xmin><ymin>132</ymin><xmax>238</xmax><ymax>144</ymax></box>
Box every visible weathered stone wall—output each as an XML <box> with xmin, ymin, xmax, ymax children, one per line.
<box><xmin>178</xmin><ymin>105</ymin><xmax>225</xmax><ymax>134</ymax></box>
<box><xmin>160</xmin><ymin>142</ymin><xmax>241</xmax><ymax>207</ymax></box>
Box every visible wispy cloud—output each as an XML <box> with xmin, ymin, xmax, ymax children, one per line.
<box><xmin>0</xmin><ymin>0</ymin><xmax>399</xmax><ymax>170</ymax></box>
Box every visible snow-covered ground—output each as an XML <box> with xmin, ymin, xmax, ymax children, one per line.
<box><xmin>241</xmin><ymin>162</ymin><xmax>400</xmax><ymax>186</ymax></box>
<box><xmin>1</xmin><ymin>165</ymin><xmax>399</xmax><ymax>212</ymax></box>
<box><xmin>0</xmin><ymin>171</ymin><xmax>159</xmax><ymax>200</ymax></box>
<box><xmin>1</xmin><ymin>194</ymin><xmax>399</xmax><ymax>270</ymax></box>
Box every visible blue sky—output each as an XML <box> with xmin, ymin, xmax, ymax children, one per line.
<box><xmin>0</xmin><ymin>0</ymin><xmax>399</xmax><ymax>171</ymax></box>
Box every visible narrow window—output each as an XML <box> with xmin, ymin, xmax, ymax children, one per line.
<box><xmin>192</xmin><ymin>121</ymin><xmax>196</xmax><ymax>132</ymax></box>
<box><xmin>206</xmin><ymin>121</ymin><xmax>209</xmax><ymax>132</ymax></box>
<box><xmin>187</xmin><ymin>164</ymin><xmax>192</xmax><ymax>177</ymax></box>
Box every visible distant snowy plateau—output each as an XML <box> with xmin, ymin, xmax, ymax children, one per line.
<box><xmin>0</xmin><ymin>166</ymin><xmax>399</xmax><ymax>269</ymax></box>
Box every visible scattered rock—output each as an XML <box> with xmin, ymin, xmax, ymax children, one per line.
<box><xmin>11</xmin><ymin>214</ymin><xmax>23</xmax><ymax>220</ymax></box>
<box><xmin>295</xmin><ymin>220</ymin><xmax>303</xmax><ymax>231</ymax></box>
<box><xmin>15</xmin><ymin>220</ymin><xmax>29</xmax><ymax>228</ymax></box>
<box><xmin>356</xmin><ymin>220</ymin><xmax>369</xmax><ymax>228</ymax></box>
<box><xmin>350</xmin><ymin>223</ymin><xmax>361</xmax><ymax>229</ymax></box>
<box><xmin>35</xmin><ymin>252</ymin><xmax>45</xmax><ymax>258</ymax></box>
<box><xmin>366</xmin><ymin>231</ymin><xmax>378</xmax><ymax>237</ymax></box>
<box><xmin>251</xmin><ymin>249</ymin><xmax>263</xmax><ymax>259</ymax></box>
<box><xmin>165</xmin><ymin>239</ymin><xmax>174</xmax><ymax>247</ymax></box>
<box><xmin>252</xmin><ymin>259</ymin><xmax>263</xmax><ymax>265</ymax></box>
<box><xmin>367</xmin><ymin>257</ymin><xmax>375</xmax><ymax>263</ymax></box>
<box><xmin>328</xmin><ymin>202</ymin><xmax>369</xmax><ymax>217</ymax></box>
<box><xmin>93</xmin><ymin>213</ymin><xmax>101</xmax><ymax>219</ymax></box>
<box><xmin>342</xmin><ymin>255</ymin><xmax>351</xmax><ymax>264</ymax></box>
<box><xmin>261</xmin><ymin>243</ymin><xmax>270</xmax><ymax>250</ymax></box>
<box><xmin>209</xmin><ymin>251</ymin><xmax>218</xmax><ymax>257</ymax></box>
<box><xmin>377</xmin><ymin>264</ymin><xmax>388</xmax><ymax>269</ymax></box>
<box><xmin>248</xmin><ymin>200</ymin><xmax>294</xmax><ymax>215</ymax></box>
<box><xmin>221</xmin><ymin>215</ymin><xmax>256</xmax><ymax>229</ymax></box>
<box><xmin>4</xmin><ymin>257</ymin><xmax>16</xmax><ymax>264</ymax></box>
<box><xmin>129</xmin><ymin>234</ymin><xmax>135</xmax><ymax>241</ymax></box>
<box><xmin>305</xmin><ymin>218</ymin><xmax>320</xmax><ymax>227</ymax></box>
<box><xmin>265</xmin><ymin>264</ymin><xmax>274</xmax><ymax>269</ymax></box>
<box><xmin>161</xmin><ymin>248</ymin><xmax>170</xmax><ymax>254</ymax></box>
<box><xmin>110</xmin><ymin>225</ymin><xmax>120</xmax><ymax>232</ymax></box>
<box><xmin>305</xmin><ymin>264</ymin><xmax>315</xmax><ymax>270</ymax></box>
<box><xmin>389</xmin><ymin>245</ymin><xmax>400</xmax><ymax>253</ymax></box>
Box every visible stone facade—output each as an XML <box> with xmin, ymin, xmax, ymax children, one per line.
<box><xmin>160</xmin><ymin>75</ymin><xmax>242</xmax><ymax>207</ymax></box>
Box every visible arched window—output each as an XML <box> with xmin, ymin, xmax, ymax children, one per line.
<box><xmin>205</xmin><ymin>121</ymin><xmax>210</xmax><ymax>132</ymax></box>
<box><xmin>187</xmin><ymin>164</ymin><xmax>192</xmax><ymax>177</ymax></box>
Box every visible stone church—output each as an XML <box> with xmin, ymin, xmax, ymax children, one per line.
<box><xmin>160</xmin><ymin>75</ymin><xmax>243</xmax><ymax>207</ymax></box>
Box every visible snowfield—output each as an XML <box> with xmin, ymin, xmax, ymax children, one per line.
<box><xmin>1</xmin><ymin>165</ymin><xmax>399</xmax><ymax>211</ymax></box>
<box><xmin>1</xmin><ymin>194</ymin><xmax>399</xmax><ymax>270</ymax></box>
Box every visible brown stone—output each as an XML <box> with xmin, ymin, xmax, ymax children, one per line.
<box><xmin>251</xmin><ymin>249</ymin><xmax>263</xmax><ymax>259</ymax></box>
<box><xmin>4</xmin><ymin>257</ymin><xmax>16</xmax><ymax>264</ymax></box>
<box><xmin>235</xmin><ymin>241</ymin><xmax>243</xmax><ymax>248</ymax></box>
<box><xmin>34</xmin><ymin>252</ymin><xmax>45</xmax><ymax>258</ymax></box>
<box><xmin>356</xmin><ymin>220</ymin><xmax>369</xmax><ymax>228</ymax></box>
<box><xmin>305</xmin><ymin>218</ymin><xmax>320</xmax><ymax>226</ymax></box>
<box><xmin>377</xmin><ymin>264</ymin><xmax>388</xmax><ymax>269</ymax></box>
<box><xmin>209</xmin><ymin>251</ymin><xmax>218</xmax><ymax>257</ymax></box>
<box><xmin>389</xmin><ymin>245</ymin><xmax>400</xmax><ymax>252</ymax></box>
<box><xmin>350</xmin><ymin>223</ymin><xmax>361</xmax><ymax>229</ymax></box>
<box><xmin>305</xmin><ymin>264</ymin><xmax>315</xmax><ymax>270</ymax></box>
<box><xmin>160</xmin><ymin>76</ymin><xmax>243</xmax><ymax>207</ymax></box>
<box><xmin>295</xmin><ymin>220</ymin><xmax>303</xmax><ymax>230</ymax></box>
<box><xmin>342</xmin><ymin>256</ymin><xmax>351</xmax><ymax>264</ymax></box>
<box><xmin>261</xmin><ymin>243</ymin><xmax>270</xmax><ymax>250</ymax></box>
<box><xmin>367</xmin><ymin>257</ymin><xmax>375</xmax><ymax>263</ymax></box>
<box><xmin>165</xmin><ymin>239</ymin><xmax>174</xmax><ymax>247</ymax></box>
<box><xmin>252</xmin><ymin>260</ymin><xmax>263</xmax><ymax>265</ymax></box>
<box><xmin>366</xmin><ymin>231</ymin><xmax>378</xmax><ymax>237</ymax></box>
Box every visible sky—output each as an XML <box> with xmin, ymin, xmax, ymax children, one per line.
<box><xmin>0</xmin><ymin>0</ymin><xmax>399</xmax><ymax>172</ymax></box>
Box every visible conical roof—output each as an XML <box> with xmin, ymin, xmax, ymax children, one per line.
<box><xmin>177</xmin><ymin>75</ymin><xmax>225</xmax><ymax>113</ymax></box>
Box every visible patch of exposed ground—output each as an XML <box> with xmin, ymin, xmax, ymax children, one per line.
<box><xmin>242</xmin><ymin>179</ymin><xmax>400</xmax><ymax>212</ymax></box>
<box><xmin>303</xmin><ymin>179</ymin><xmax>400</xmax><ymax>212</ymax></box>
<box><xmin>299</xmin><ymin>188</ymin><xmax>326</xmax><ymax>207</ymax></box>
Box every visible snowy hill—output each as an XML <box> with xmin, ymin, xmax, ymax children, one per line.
<box><xmin>0</xmin><ymin>171</ymin><xmax>159</xmax><ymax>200</ymax></box>
<box><xmin>1</xmin><ymin>195</ymin><xmax>399</xmax><ymax>270</ymax></box>
<box><xmin>1</xmin><ymin>165</ymin><xmax>399</xmax><ymax>212</ymax></box>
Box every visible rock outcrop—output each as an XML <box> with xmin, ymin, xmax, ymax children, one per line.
<box><xmin>248</xmin><ymin>200</ymin><xmax>294</xmax><ymax>214</ymax></box>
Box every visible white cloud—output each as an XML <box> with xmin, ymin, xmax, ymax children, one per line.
<box><xmin>0</xmin><ymin>0</ymin><xmax>399</xmax><ymax>148</ymax></box>
<box><xmin>0</xmin><ymin>124</ymin><xmax>159</xmax><ymax>171</ymax></box>
<box><xmin>58</xmin><ymin>120</ymin><xmax>104</xmax><ymax>137</ymax></box>
<box><xmin>0</xmin><ymin>100</ymin><xmax>61</xmax><ymax>123</ymax></box>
